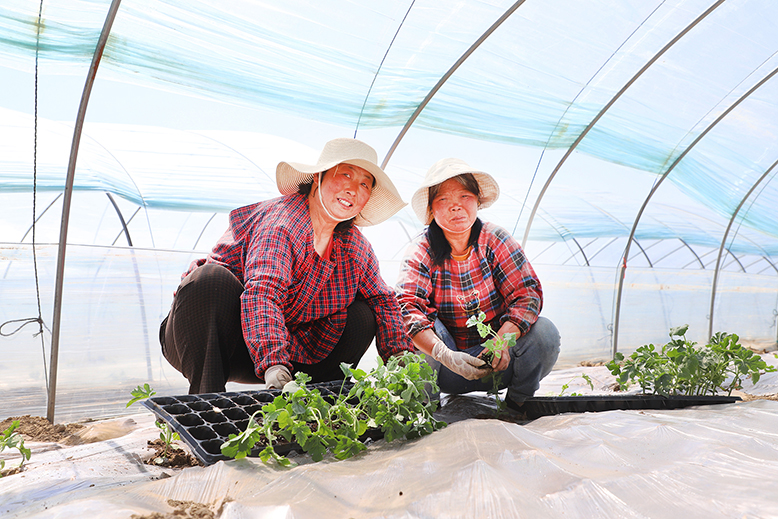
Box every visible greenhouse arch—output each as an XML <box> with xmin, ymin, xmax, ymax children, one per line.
<box><xmin>1</xmin><ymin>0</ymin><xmax>777</xmax><ymax>423</ymax></box>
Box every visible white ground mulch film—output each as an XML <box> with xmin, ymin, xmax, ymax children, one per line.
<box><xmin>1</xmin><ymin>353</ymin><xmax>777</xmax><ymax>519</ymax></box>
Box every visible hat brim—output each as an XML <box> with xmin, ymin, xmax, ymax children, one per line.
<box><xmin>411</xmin><ymin>171</ymin><xmax>500</xmax><ymax>225</ymax></box>
<box><xmin>277</xmin><ymin>158</ymin><xmax>406</xmax><ymax>227</ymax></box>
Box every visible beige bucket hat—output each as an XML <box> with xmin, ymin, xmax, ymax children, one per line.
<box><xmin>276</xmin><ymin>138</ymin><xmax>406</xmax><ymax>227</ymax></box>
<box><xmin>411</xmin><ymin>158</ymin><xmax>500</xmax><ymax>225</ymax></box>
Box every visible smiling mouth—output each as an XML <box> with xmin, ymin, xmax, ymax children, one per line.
<box><xmin>337</xmin><ymin>197</ymin><xmax>353</xmax><ymax>208</ymax></box>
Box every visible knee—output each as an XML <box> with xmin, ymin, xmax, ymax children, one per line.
<box><xmin>185</xmin><ymin>263</ymin><xmax>241</xmax><ymax>287</ymax></box>
<box><xmin>533</xmin><ymin>317</ymin><xmax>560</xmax><ymax>346</ymax></box>
<box><xmin>177</xmin><ymin>263</ymin><xmax>243</xmax><ymax>300</ymax></box>
<box><xmin>532</xmin><ymin>316</ymin><xmax>561</xmax><ymax>364</ymax></box>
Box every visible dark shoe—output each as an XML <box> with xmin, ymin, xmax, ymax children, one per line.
<box><xmin>504</xmin><ymin>393</ymin><xmax>525</xmax><ymax>412</ymax></box>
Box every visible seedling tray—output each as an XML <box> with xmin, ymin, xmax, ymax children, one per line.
<box><xmin>142</xmin><ymin>380</ymin><xmax>354</xmax><ymax>465</ymax></box>
<box><xmin>520</xmin><ymin>394</ymin><xmax>741</xmax><ymax>420</ymax></box>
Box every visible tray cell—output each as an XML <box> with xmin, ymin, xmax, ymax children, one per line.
<box><xmin>222</xmin><ymin>407</ymin><xmax>248</xmax><ymax>420</ymax></box>
<box><xmin>162</xmin><ymin>404</ymin><xmax>191</xmax><ymax>415</ymax></box>
<box><xmin>201</xmin><ymin>411</ymin><xmax>228</xmax><ymax>424</ymax></box>
<box><xmin>187</xmin><ymin>401</ymin><xmax>212</xmax><ymax>412</ymax></box>
<box><xmin>177</xmin><ymin>413</ymin><xmax>204</xmax><ymax>427</ymax></box>
<box><xmin>189</xmin><ymin>426</ymin><xmax>218</xmax><ymax>440</ymax></box>
<box><xmin>209</xmin><ymin>398</ymin><xmax>236</xmax><ymax>409</ymax></box>
<box><xmin>213</xmin><ymin>423</ymin><xmax>241</xmax><ymax>436</ymax></box>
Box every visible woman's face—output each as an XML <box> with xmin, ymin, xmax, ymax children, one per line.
<box><xmin>430</xmin><ymin>178</ymin><xmax>479</xmax><ymax>235</ymax></box>
<box><xmin>318</xmin><ymin>164</ymin><xmax>374</xmax><ymax>221</ymax></box>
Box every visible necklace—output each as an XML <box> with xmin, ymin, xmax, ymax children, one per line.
<box><xmin>450</xmin><ymin>245</ymin><xmax>472</xmax><ymax>261</ymax></box>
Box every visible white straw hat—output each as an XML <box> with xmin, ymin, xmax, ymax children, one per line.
<box><xmin>411</xmin><ymin>158</ymin><xmax>500</xmax><ymax>225</ymax></box>
<box><xmin>276</xmin><ymin>138</ymin><xmax>406</xmax><ymax>227</ymax></box>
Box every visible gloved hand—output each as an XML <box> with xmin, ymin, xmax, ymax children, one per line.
<box><xmin>264</xmin><ymin>364</ymin><xmax>292</xmax><ymax>389</ymax></box>
<box><xmin>431</xmin><ymin>339</ymin><xmax>492</xmax><ymax>380</ymax></box>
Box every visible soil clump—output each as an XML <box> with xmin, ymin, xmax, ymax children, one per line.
<box><xmin>0</xmin><ymin>415</ymin><xmax>84</xmax><ymax>442</ymax></box>
<box><xmin>130</xmin><ymin>499</ymin><xmax>219</xmax><ymax>519</ymax></box>
<box><xmin>145</xmin><ymin>438</ymin><xmax>202</xmax><ymax>468</ymax></box>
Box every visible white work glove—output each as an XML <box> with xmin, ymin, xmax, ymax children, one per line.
<box><xmin>431</xmin><ymin>339</ymin><xmax>492</xmax><ymax>381</ymax></box>
<box><xmin>264</xmin><ymin>364</ymin><xmax>293</xmax><ymax>389</ymax></box>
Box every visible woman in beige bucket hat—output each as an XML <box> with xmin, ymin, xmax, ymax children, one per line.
<box><xmin>160</xmin><ymin>138</ymin><xmax>414</xmax><ymax>394</ymax></box>
<box><xmin>396</xmin><ymin>158</ymin><xmax>560</xmax><ymax>410</ymax></box>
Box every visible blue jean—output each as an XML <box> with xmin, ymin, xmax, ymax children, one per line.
<box><xmin>429</xmin><ymin>316</ymin><xmax>560</xmax><ymax>403</ymax></box>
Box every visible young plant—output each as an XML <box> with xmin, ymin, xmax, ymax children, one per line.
<box><xmin>1</xmin><ymin>420</ymin><xmax>31</xmax><ymax>476</ymax></box>
<box><xmin>558</xmin><ymin>373</ymin><xmax>594</xmax><ymax>396</ymax></box>
<box><xmin>155</xmin><ymin>421</ymin><xmax>182</xmax><ymax>458</ymax></box>
<box><xmin>127</xmin><ymin>384</ymin><xmax>180</xmax><ymax>459</ymax></box>
<box><xmin>126</xmin><ymin>383</ymin><xmax>156</xmax><ymax>407</ymax></box>
<box><xmin>607</xmin><ymin>325</ymin><xmax>777</xmax><ymax>397</ymax></box>
<box><xmin>221</xmin><ymin>352</ymin><xmax>446</xmax><ymax>466</ymax></box>
<box><xmin>466</xmin><ymin>311</ymin><xmax>517</xmax><ymax>410</ymax></box>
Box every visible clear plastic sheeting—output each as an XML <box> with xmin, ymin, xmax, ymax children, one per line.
<box><xmin>2</xmin><ymin>399</ymin><xmax>778</xmax><ymax>518</ymax></box>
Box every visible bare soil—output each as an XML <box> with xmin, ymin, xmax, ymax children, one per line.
<box><xmin>130</xmin><ymin>499</ymin><xmax>220</xmax><ymax>519</ymax></box>
<box><xmin>0</xmin><ymin>414</ymin><xmax>85</xmax><ymax>442</ymax></box>
<box><xmin>738</xmin><ymin>392</ymin><xmax>778</xmax><ymax>402</ymax></box>
<box><xmin>146</xmin><ymin>438</ymin><xmax>202</xmax><ymax>468</ymax></box>
<box><xmin>1</xmin><ymin>415</ymin><xmax>201</xmax><ymax>470</ymax></box>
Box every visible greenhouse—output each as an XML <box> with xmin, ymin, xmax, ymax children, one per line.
<box><xmin>1</xmin><ymin>1</ymin><xmax>778</xmax><ymax>517</ymax></box>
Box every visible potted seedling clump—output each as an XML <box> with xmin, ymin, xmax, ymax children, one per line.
<box><xmin>220</xmin><ymin>351</ymin><xmax>446</xmax><ymax>466</ymax></box>
<box><xmin>607</xmin><ymin>325</ymin><xmax>776</xmax><ymax>397</ymax></box>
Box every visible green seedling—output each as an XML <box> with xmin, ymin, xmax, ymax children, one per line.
<box><xmin>607</xmin><ymin>325</ymin><xmax>777</xmax><ymax>397</ymax></box>
<box><xmin>558</xmin><ymin>373</ymin><xmax>594</xmax><ymax>396</ymax></box>
<box><xmin>466</xmin><ymin>311</ymin><xmax>517</xmax><ymax>411</ymax></box>
<box><xmin>221</xmin><ymin>352</ymin><xmax>446</xmax><ymax>466</ymax></box>
<box><xmin>127</xmin><ymin>383</ymin><xmax>156</xmax><ymax>407</ymax></box>
<box><xmin>1</xmin><ymin>420</ymin><xmax>31</xmax><ymax>476</ymax></box>
<box><xmin>127</xmin><ymin>383</ymin><xmax>179</xmax><ymax>459</ymax></box>
<box><xmin>155</xmin><ymin>421</ymin><xmax>181</xmax><ymax>459</ymax></box>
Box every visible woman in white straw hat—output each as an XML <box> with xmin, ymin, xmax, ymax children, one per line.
<box><xmin>396</xmin><ymin>158</ymin><xmax>560</xmax><ymax>409</ymax></box>
<box><xmin>160</xmin><ymin>138</ymin><xmax>413</xmax><ymax>394</ymax></box>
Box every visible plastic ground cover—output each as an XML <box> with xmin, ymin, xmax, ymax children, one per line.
<box><xmin>2</xmin><ymin>360</ymin><xmax>777</xmax><ymax>519</ymax></box>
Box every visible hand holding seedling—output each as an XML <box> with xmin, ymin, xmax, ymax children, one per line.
<box><xmin>466</xmin><ymin>311</ymin><xmax>519</xmax><ymax>411</ymax></box>
<box><xmin>466</xmin><ymin>311</ymin><xmax>517</xmax><ymax>371</ymax></box>
<box><xmin>431</xmin><ymin>338</ymin><xmax>492</xmax><ymax>380</ymax></box>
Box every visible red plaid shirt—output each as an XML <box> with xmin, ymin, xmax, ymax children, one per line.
<box><xmin>396</xmin><ymin>221</ymin><xmax>542</xmax><ymax>350</ymax></box>
<box><xmin>183</xmin><ymin>193</ymin><xmax>413</xmax><ymax>377</ymax></box>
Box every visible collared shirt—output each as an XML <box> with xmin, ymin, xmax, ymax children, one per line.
<box><xmin>395</xmin><ymin>221</ymin><xmax>542</xmax><ymax>350</ymax></box>
<box><xmin>183</xmin><ymin>192</ymin><xmax>413</xmax><ymax>376</ymax></box>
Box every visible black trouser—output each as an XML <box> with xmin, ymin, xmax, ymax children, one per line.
<box><xmin>160</xmin><ymin>263</ymin><xmax>376</xmax><ymax>394</ymax></box>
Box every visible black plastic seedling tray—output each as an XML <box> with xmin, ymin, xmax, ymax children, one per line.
<box><xmin>142</xmin><ymin>380</ymin><xmax>354</xmax><ymax>465</ymax></box>
<box><xmin>519</xmin><ymin>394</ymin><xmax>741</xmax><ymax>420</ymax></box>
<box><xmin>143</xmin><ymin>386</ymin><xmax>741</xmax><ymax>465</ymax></box>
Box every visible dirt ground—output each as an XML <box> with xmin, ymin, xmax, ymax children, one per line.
<box><xmin>0</xmin><ymin>414</ymin><xmax>84</xmax><ymax>443</ymax></box>
<box><xmin>1</xmin><ymin>414</ymin><xmax>201</xmax><ymax>472</ymax></box>
<box><xmin>130</xmin><ymin>499</ymin><xmax>220</xmax><ymax>519</ymax></box>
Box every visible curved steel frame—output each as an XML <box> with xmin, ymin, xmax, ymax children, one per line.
<box><xmin>106</xmin><ymin>192</ymin><xmax>133</xmax><ymax>246</ymax></box>
<box><xmin>381</xmin><ymin>0</ymin><xmax>526</xmax><ymax>168</ymax></box>
<box><xmin>612</xmin><ymin>64</ymin><xmax>778</xmax><ymax>358</ymax></box>
<box><xmin>679</xmin><ymin>238</ymin><xmax>706</xmax><ymax>269</ymax></box>
<box><xmin>47</xmin><ymin>0</ymin><xmax>122</xmax><ymax>423</ymax></box>
<box><xmin>708</xmin><ymin>159</ymin><xmax>778</xmax><ymax>338</ymax></box>
<box><xmin>520</xmin><ymin>0</ymin><xmax>725</xmax><ymax>248</ymax></box>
